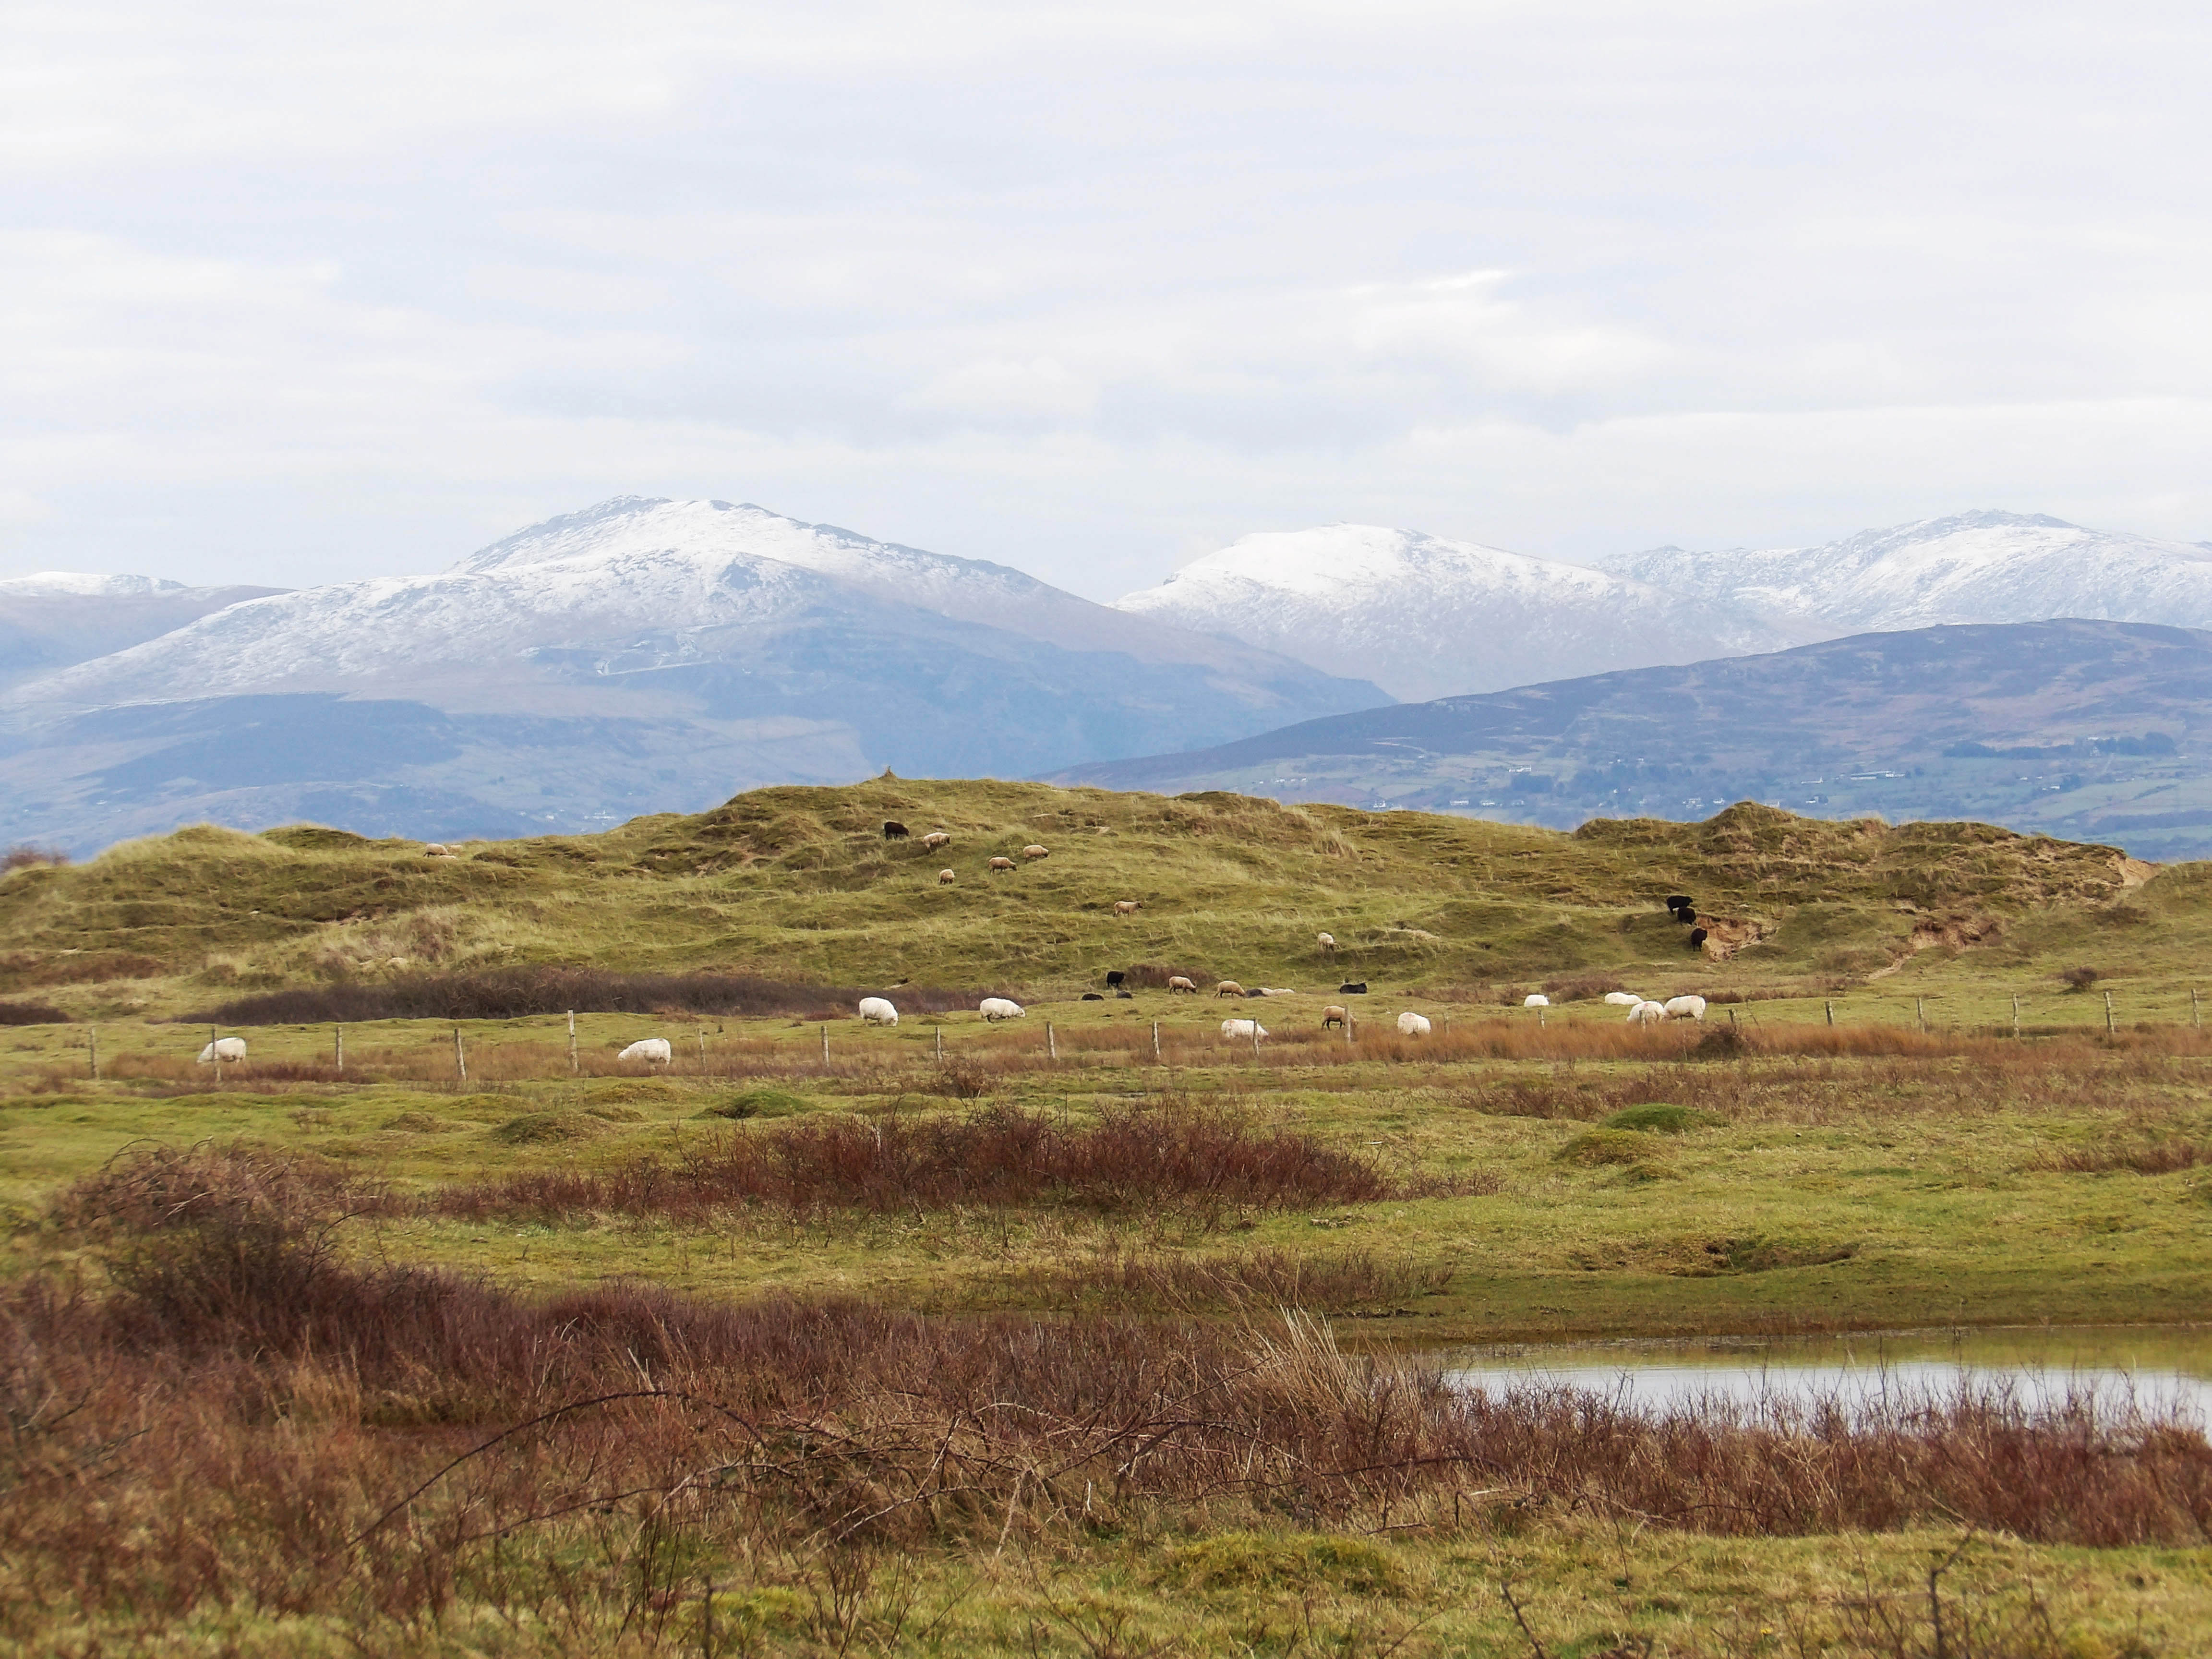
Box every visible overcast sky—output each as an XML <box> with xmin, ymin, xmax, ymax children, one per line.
<box><xmin>5</xmin><ymin>0</ymin><xmax>2210</xmax><ymax>598</ymax></box>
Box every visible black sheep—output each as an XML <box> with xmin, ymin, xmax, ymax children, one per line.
<box><xmin>883</xmin><ymin>820</ymin><xmax>910</xmax><ymax>840</ymax></box>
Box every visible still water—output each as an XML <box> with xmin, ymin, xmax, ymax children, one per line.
<box><xmin>1443</xmin><ymin>1326</ymin><xmax>2212</xmax><ymax>1422</ymax></box>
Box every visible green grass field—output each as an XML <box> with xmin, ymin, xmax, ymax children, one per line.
<box><xmin>5</xmin><ymin>782</ymin><xmax>2211</xmax><ymax>1655</ymax></box>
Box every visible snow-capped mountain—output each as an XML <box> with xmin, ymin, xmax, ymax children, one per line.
<box><xmin>0</xmin><ymin>574</ymin><xmax>284</xmax><ymax>692</ymax></box>
<box><xmin>0</xmin><ymin>498</ymin><xmax>1385</xmax><ymax>852</ymax></box>
<box><xmin>1113</xmin><ymin>525</ymin><xmax>1799</xmax><ymax>701</ymax></box>
<box><xmin>1594</xmin><ymin>511</ymin><xmax>2212</xmax><ymax>635</ymax></box>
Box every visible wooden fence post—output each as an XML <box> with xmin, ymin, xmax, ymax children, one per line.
<box><xmin>820</xmin><ymin>1024</ymin><xmax>830</xmax><ymax>1065</ymax></box>
<box><xmin>335</xmin><ymin>1022</ymin><xmax>344</xmax><ymax>1074</ymax></box>
<box><xmin>2104</xmin><ymin>991</ymin><xmax>2116</xmax><ymax>1036</ymax></box>
<box><xmin>2194</xmin><ymin>988</ymin><xmax>2201</xmax><ymax>1031</ymax></box>
<box><xmin>1824</xmin><ymin>1000</ymin><xmax>1834</xmax><ymax>1027</ymax></box>
<box><xmin>1916</xmin><ymin>997</ymin><xmax>1925</xmax><ymax>1035</ymax></box>
<box><xmin>697</xmin><ymin>1030</ymin><xmax>707</xmax><ymax>1071</ymax></box>
<box><xmin>936</xmin><ymin>1027</ymin><xmax>944</xmax><ymax>1062</ymax></box>
<box><xmin>2011</xmin><ymin>995</ymin><xmax>2020</xmax><ymax>1037</ymax></box>
<box><xmin>1153</xmin><ymin>1021</ymin><xmax>1161</xmax><ymax>1062</ymax></box>
<box><xmin>454</xmin><ymin>1026</ymin><xmax>467</xmax><ymax>1082</ymax></box>
<box><xmin>1048</xmin><ymin>1022</ymin><xmax>1058</xmax><ymax>1061</ymax></box>
<box><xmin>1252</xmin><ymin>1021</ymin><xmax>1261</xmax><ymax>1060</ymax></box>
<box><xmin>88</xmin><ymin>1026</ymin><xmax>97</xmax><ymax>1081</ymax></box>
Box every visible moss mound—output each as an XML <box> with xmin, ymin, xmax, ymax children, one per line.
<box><xmin>1599</xmin><ymin>1103</ymin><xmax>1714</xmax><ymax>1135</ymax></box>
<box><xmin>700</xmin><ymin>1087</ymin><xmax>811</xmax><ymax>1120</ymax></box>
<box><xmin>1557</xmin><ymin>1128</ymin><xmax>1665</xmax><ymax>1167</ymax></box>
<box><xmin>1162</xmin><ymin>1531</ymin><xmax>1404</xmax><ymax>1595</ymax></box>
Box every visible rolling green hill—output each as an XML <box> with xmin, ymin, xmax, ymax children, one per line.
<box><xmin>0</xmin><ymin>774</ymin><xmax>2161</xmax><ymax>1016</ymax></box>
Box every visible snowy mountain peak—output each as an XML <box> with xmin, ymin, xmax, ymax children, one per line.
<box><xmin>1115</xmin><ymin>524</ymin><xmax>1792</xmax><ymax>701</ymax></box>
<box><xmin>1595</xmin><ymin>510</ymin><xmax>2212</xmax><ymax>636</ymax></box>
<box><xmin>0</xmin><ymin>571</ymin><xmax>188</xmax><ymax>597</ymax></box>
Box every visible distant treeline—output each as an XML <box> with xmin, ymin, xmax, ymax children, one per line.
<box><xmin>179</xmin><ymin>968</ymin><xmax>996</xmax><ymax>1026</ymax></box>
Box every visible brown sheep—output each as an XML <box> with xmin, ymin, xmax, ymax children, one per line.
<box><xmin>938</xmin><ymin>869</ymin><xmax>956</xmax><ymax>885</ymax></box>
<box><xmin>1022</xmin><ymin>843</ymin><xmax>1049</xmax><ymax>860</ymax></box>
<box><xmin>1214</xmin><ymin>980</ymin><xmax>1245</xmax><ymax>998</ymax></box>
<box><xmin>989</xmin><ymin>856</ymin><xmax>1015</xmax><ymax>872</ymax></box>
<box><xmin>1112</xmin><ymin>900</ymin><xmax>1140</xmax><ymax>916</ymax></box>
<box><xmin>921</xmin><ymin>830</ymin><xmax>951</xmax><ymax>849</ymax></box>
<box><xmin>1167</xmin><ymin>975</ymin><xmax>1198</xmax><ymax>994</ymax></box>
<box><xmin>1321</xmin><ymin>1005</ymin><xmax>1347</xmax><ymax>1029</ymax></box>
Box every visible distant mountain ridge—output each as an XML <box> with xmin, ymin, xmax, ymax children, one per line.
<box><xmin>0</xmin><ymin>577</ymin><xmax>286</xmax><ymax>693</ymax></box>
<box><xmin>1592</xmin><ymin>509</ymin><xmax>2212</xmax><ymax>635</ymax></box>
<box><xmin>1050</xmin><ymin>618</ymin><xmax>2212</xmax><ymax>862</ymax></box>
<box><xmin>1112</xmin><ymin>524</ymin><xmax>1799</xmax><ymax>701</ymax></box>
<box><xmin>1116</xmin><ymin>510</ymin><xmax>2212</xmax><ymax>704</ymax></box>
<box><xmin>0</xmin><ymin>497</ymin><xmax>1385</xmax><ymax>853</ymax></box>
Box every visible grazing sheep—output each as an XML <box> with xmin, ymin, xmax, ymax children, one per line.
<box><xmin>422</xmin><ymin>843</ymin><xmax>451</xmax><ymax>857</ymax></box>
<box><xmin>921</xmin><ymin>830</ymin><xmax>951</xmax><ymax>849</ymax></box>
<box><xmin>1214</xmin><ymin>980</ymin><xmax>1245</xmax><ymax>998</ymax></box>
<box><xmin>938</xmin><ymin>868</ymin><xmax>956</xmax><ymax>884</ymax></box>
<box><xmin>1105</xmin><ymin>970</ymin><xmax>1127</xmax><ymax>987</ymax></box>
<box><xmin>1220</xmin><ymin>1018</ymin><xmax>1268</xmax><ymax>1041</ymax></box>
<box><xmin>618</xmin><ymin>1038</ymin><xmax>673</xmax><ymax>1063</ymax></box>
<box><xmin>1665</xmin><ymin>894</ymin><xmax>1694</xmax><ymax>914</ymax></box>
<box><xmin>1524</xmin><ymin>994</ymin><xmax>1550</xmax><ymax>1008</ymax></box>
<box><xmin>1396</xmin><ymin>1011</ymin><xmax>1431</xmax><ymax>1037</ymax></box>
<box><xmin>1689</xmin><ymin>927</ymin><xmax>1708</xmax><ymax>950</ymax></box>
<box><xmin>1338</xmin><ymin>981</ymin><xmax>1368</xmax><ymax>995</ymax></box>
<box><xmin>1167</xmin><ymin>976</ymin><xmax>1198</xmax><ymax>994</ymax></box>
<box><xmin>883</xmin><ymin>820</ymin><xmax>910</xmax><ymax>841</ymax></box>
<box><xmin>1022</xmin><ymin>844</ymin><xmax>1049</xmax><ymax>860</ymax></box>
<box><xmin>1602</xmin><ymin>991</ymin><xmax>1642</xmax><ymax>1007</ymax></box>
<box><xmin>1113</xmin><ymin>900</ymin><xmax>1140</xmax><ymax>915</ymax></box>
<box><xmin>196</xmin><ymin>1037</ymin><xmax>247</xmax><ymax>1063</ymax></box>
<box><xmin>1322</xmin><ymin>1005</ymin><xmax>1347</xmax><ymax>1029</ymax></box>
<box><xmin>989</xmin><ymin>856</ymin><xmax>1016</xmax><ymax>872</ymax></box>
<box><xmin>1674</xmin><ymin>908</ymin><xmax>1699</xmax><ymax>926</ymax></box>
<box><xmin>979</xmin><ymin>997</ymin><xmax>1026</xmax><ymax>1022</ymax></box>
<box><xmin>1114</xmin><ymin>990</ymin><xmax>1134</xmax><ymax>999</ymax></box>
<box><xmin>1316</xmin><ymin>931</ymin><xmax>1336</xmax><ymax>951</ymax></box>
<box><xmin>1625</xmin><ymin>1000</ymin><xmax>1668</xmax><ymax>1026</ymax></box>
<box><xmin>1663</xmin><ymin>995</ymin><xmax>1708</xmax><ymax>1022</ymax></box>
<box><xmin>1081</xmin><ymin>992</ymin><xmax>1104</xmax><ymax>1000</ymax></box>
<box><xmin>857</xmin><ymin>996</ymin><xmax>899</xmax><ymax>1027</ymax></box>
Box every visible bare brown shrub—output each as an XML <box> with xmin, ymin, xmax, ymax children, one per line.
<box><xmin>0</xmin><ymin>842</ymin><xmax>69</xmax><ymax>872</ymax></box>
<box><xmin>430</xmin><ymin>1100</ymin><xmax>1435</xmax><ymax>1222</ymax></box>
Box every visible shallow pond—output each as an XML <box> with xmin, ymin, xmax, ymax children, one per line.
<box><xmin>1443</xmin><ymin>1325</ymin><xmax>2212</xmax><ymax>1422</ymax></box>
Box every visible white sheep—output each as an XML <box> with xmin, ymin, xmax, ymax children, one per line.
<box><xmin>938</xmin><ymin>868</ymin><xmax>956</xmax><ymax>884</ymax></box>
<box><xmin>1316</xmin><ymin>931</ymin><xmax>1336</xmax><ymax>951</ymax></box>
<box><xmin>921</xmin><ymin>830</ymin><xmax>951</xmax><ymax>849</ymax></box>
<box><xmin>1625</xmin><ymin>1000</ymin><xmax>1668</xmax><ymax>1026</ymax></box>
<box><xmin>1524</xmin><ymin>994</ymin><xmax>1550</xmax><ymax>1008</ymax></box>
<box><xmin>1220</xmin><ymin>1018</ymin><xmax>1268</xmax><ymax>1040</ymax></box>
<box><xmin>196</xmin><ymin>1037</ymin><xmax>247</xmax><ymax>1063</ymax></box>
<box><xmin>617</xmin><ymin>1038</ymin><xmax>673</xmax><ymax>1063</ymax></box>
<box><xmin>979</xmin><ymin>997</ymin><xmax>1026</xmax><ymax>1022</ymax></box>
<box><xmin>1396</xmin><ymin>1011</ymin><xmax>1431</xmax><ymax>1037</ymax></box>
<box><xmin>857</xmin><ymin>997</ymin><xmax>899</xmax><ymax>1026</ymax></box>
<box><xmin>1602</xmin><ymin>991</ymin><xmax>1643</xmax><ymax>1007</ymax></box>
<box><xmin>1663</xmin><ymin>995</ymin><xmax>1708</xmax><ymax>1021</ymax></box>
